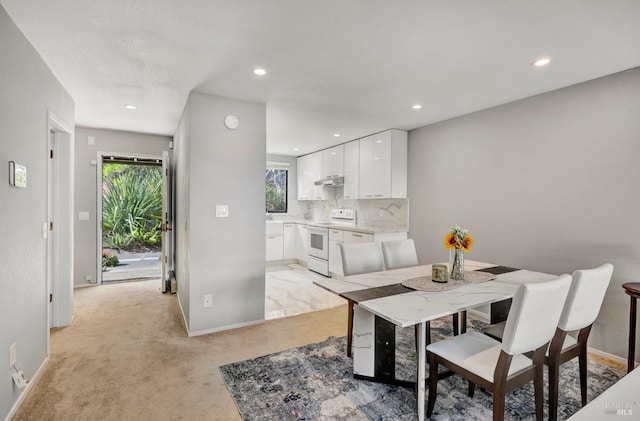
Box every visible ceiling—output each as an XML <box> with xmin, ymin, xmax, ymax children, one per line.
<box><xmin>2</xmin><ymin>1</ymin><xmax>639</xmax><ymax>156</ymax></box>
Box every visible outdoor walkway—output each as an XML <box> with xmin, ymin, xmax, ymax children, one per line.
<box><xmin>102</xmin><ymin>251</ymin><xmax>161</xmax><ymax>282</ymax></box>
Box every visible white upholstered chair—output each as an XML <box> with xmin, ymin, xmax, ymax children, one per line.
<box><xmin>380</xmin><ymin>239</ymin><xmax>418</xmax><ymax>270</ymax></box>
<box><xmin>338</xmin><ymin>242</ymin><xmax>385</xmax><ymax>357</ymax></box>
<box><xmin>339</xmin><ymin>242</ymin><xmax>384</xmax><ymax>276</ymax></box>
<box><xmin>483</xmin><ymin>263</ymin><xmax>613</xmax><ymax>421</ymax></box>
<box><xmin>427</xmin><ymin>274</ymin><xmax>572</xmax><ymax>421</ymax></box>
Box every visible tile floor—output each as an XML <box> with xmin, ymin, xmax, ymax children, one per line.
<box><xmin>265</xmin><ymin>263</ymin><xmax>346</xmax><ymax>320</ymax></box>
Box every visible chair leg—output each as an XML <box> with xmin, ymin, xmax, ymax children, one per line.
<box><xmin>492</xmin><ymin>392</ymin><xmax>506</xmax><ymax>421</ymax></box>
<box><xmin>548</xmin><ymin>360</ymin><xmax>560</xmax><ymax>421</ymax></box>
<box><xmin>347</xmin><ymin>300</ymin><xmax>354</xmax><ymax>357</ymax></box>
<box><xmin>576</xmin><ymin>325</ymin><xmax>592</xmax><ymax>407</ymax></box>
<box><xmin>468</xmin><ymin>381</ymin><xmax>476</xmax><ymax>398</ymax></box>
<box><xmin>535</xmin><ymin>363</ymin><xmax>545</xmax><ymax>421</ymax></box>
<box><xmin>427</xmin><ymin>352</ymin><xmax>438</xmax><ymax>417</ymax></box>
<box><xmin>579</xmin><ymin>348</ymin><xmax>588</xmax><ymax>406</ymax></box>
<box><xmin>453</xmin><ymin>313</ymin><xmax>459</xmax><ymax>336</ymax></box>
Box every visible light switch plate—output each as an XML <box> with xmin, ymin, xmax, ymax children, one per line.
<box><xmin>88</xmin><ymin>136</ymin><xmax>95</xmax><ymax>145</ymax></box>
<box><xmin>203</xmin><ymin>294</ymin><xmax>213</xmax><ymax>308</ymax></box>
<box><xmin>79</xmin><ymin>212</ymin><xmax>90</xmax><ymax>221</ymax></box>
<box><xmin>216</xmin><ymin>205</ymin><xmax>229</xmax><ymax>218</ymax></box>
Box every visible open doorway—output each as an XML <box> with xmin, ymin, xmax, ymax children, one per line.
<box><xmin>98</xmin><ymin>154</ymin><xmax>164</xmax><ymax>285</ymax></box>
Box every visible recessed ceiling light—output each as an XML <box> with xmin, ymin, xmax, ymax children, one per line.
<box><xmin>533</xmin><ymin>57</ymin><xmax>551</xmax><ymax>67</ymax></box>
<box><xmin>293</xmin><ymin>147</ymin><xmax>299</xmax><ymax>151</ymax></box>
<box><xmin>412</xmin><ymin>104</ymin><xmax>422</xmax><ymax>110</ymax></box>
<box><xmin>253</xmin><ymin>68</ymin><xmax>267</xmax><ymax>76</ymax></box>
<box><xmin>124</xmin><ymin>104</ymin><xmax>137</xmax><ymax>109</ymax></box>
<box><xmin>333</xmin><ymin>133</ymin><xmax>340</xmax><ymax>137</ymax></box>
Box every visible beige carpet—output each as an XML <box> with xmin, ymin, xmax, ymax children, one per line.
<box><xmin>13</xmin><ymin>280</ymin><xmax>347</xmax><ymax>421</ymax></box>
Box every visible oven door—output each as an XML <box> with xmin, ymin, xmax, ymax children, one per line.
<box><xmin>308</xmin><ymin>227</ymin><xmax>329</xmax><ymax>260</ymax></box>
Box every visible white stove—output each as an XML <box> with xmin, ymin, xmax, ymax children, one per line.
<box><xmin>307</xmin><ymin>209</ymin><xmax>356</xmax><ymax>276</ymax></box>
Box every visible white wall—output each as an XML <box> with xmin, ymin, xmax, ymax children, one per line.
<box><xmin>174</xmin><ymin>92</ymin><xmax>266</xmax><ymax>335</ymax></box>
<box><xmin>0</xmin><ymin>4</ymin><xmax>74</xmax><ymax>418</ymax></box>
<box><xmin>408</xmin><ymin>67</ymin><xmax>640</xmax><ymax>360</ymax></box>
<box><xmin>73</xmin><ymin>127</ymin><xmax>172</xmax><ymax>287</ymax></box>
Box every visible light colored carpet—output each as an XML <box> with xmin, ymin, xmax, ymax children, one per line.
<box><xmin>12</xmin><ymin>280</ymin><xmax>347</xmax><ymax>420</ymax></box>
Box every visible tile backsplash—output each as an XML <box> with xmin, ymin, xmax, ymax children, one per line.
<box><xmin>277</xmin><ymin>188</ymin><xmax>409</xmax><ymax>230</ymax></box>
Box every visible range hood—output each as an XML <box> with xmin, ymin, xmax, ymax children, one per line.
<box><xmin>314</xmin><ymin>176</ymin><xmax>344</xmax><ymax>187</ymax></box>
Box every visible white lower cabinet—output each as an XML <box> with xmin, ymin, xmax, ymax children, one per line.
<box><xmin>283</xmin><ymin>223</ymin><xmax>296</xmax><ymax>260</ymax></box>
<box><xmin>266</xmin><ymin>222</ymin><xmax>307</xmax><ymax>263</ymax></box>
<box><xmin>328</xmin><ymin>229</ymin><xmax>344</xmax><ymax>276</ymax></box>
<box><xmin>266</xmin><ymin>235</ymin><xmax>284</xmax><ymax>261</ymax></box>
<box><xmin>296</xmin><ymin>224</ymin><xmax>308</xmax><ymax>264</ymax></box>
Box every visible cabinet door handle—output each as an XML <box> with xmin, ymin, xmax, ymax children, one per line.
<box><xmin>374</xmin><ymin>194</ymin><xmax>383</xmax><ymax>197</ymax></box>
<box><xmin>332</xmin><ymin>230</ymin><xmax>339</xmax><ymax>234</ymax></box>
<box><xmin>352</xmin><ymin>234</ymin><xmax>363</xmax><ymax>238</ymax></box>
<box><xmin>344</xmin><ymin>195</ymin><xmax>350</xmax><ymax>198</ymax></box>
<box><xmin>267</xmin><ymin>236</ymin><xmax>277</xmax><ymax>239</ymax></box>
<box><xmin>365</xmin><ymin>195</ymin><xmax>373</xmax><ymax>198</ymax></box>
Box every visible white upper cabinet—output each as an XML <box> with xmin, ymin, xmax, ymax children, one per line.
<box><xmin>296</xmin><ymin>151</ymin><xmax>326</xmax><ymax>200</ymax></box>
<box><xmin>322</xmin><ymin>145</ymin><xmax>344</xmax><ymax>178</ymax></box>
<box><xmin>343</xmin><ymin>140</ymin><xmax>359</xmax><ymax>200</ymax></box>
<box><xmin>358</xmin><ymin>129</ymin><xmax>407</xmax><ymax>199</ymax></box>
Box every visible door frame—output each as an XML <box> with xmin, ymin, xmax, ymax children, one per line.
<box><xmin>96</xmin><ymin>151</ymin><xmax>167</xmax><ymax>285</ymax></box>
<box><xmin>46</xmin><ymin>111</ymin><xmax>74</xmax><ymax>336</ymax></box>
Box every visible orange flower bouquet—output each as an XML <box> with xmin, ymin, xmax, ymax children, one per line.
<box><xmin>444</xmin><ymin>225</ymin><xmax>473</xmax><ymax>280</ymax></box>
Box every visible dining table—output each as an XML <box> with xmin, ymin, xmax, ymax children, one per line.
<box><xmin>313</xmin><ymin>260</ymin><xmax>559</xmax><ymax>421</ymax></box>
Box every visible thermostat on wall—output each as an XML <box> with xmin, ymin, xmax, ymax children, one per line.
<box><xmin>224</xmin><ymin>115</ymin><xmax>239</xmax><ymax>130</ymax></box>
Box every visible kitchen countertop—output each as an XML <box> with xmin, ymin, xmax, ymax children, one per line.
<box><xmin>266</xmin><ymin>219</ymin><xmax>407</xmax><ymax>234</ymax></box>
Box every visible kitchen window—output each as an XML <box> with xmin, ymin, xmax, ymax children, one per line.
<box><xmin>266</xmin><ymin>162</ymin><xmax>288</xmax><ymax>213</ymax></box>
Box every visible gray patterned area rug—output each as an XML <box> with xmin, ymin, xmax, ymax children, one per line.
<box><xmin>220</xmin><ymin>318</ymin><xmax>624</xmax><ymax>420</ymax></box>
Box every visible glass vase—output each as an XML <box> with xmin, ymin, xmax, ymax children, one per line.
<box><xmin>449</xmin><ymin>248</ymin><xmax>464</xmax><ymax>280</ymax></box>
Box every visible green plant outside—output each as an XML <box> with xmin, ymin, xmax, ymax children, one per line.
<box><xmin>266</xmin><ymin>168</ymin><xmax>287</xmax><ymax>212</ymax></box>
<box><xmin>102</xmin><ymin>163</ymin><xmax>162</xmax><ymax>251</ymax></box>
<box><xmin>102</xmin><ymin>251</ymin><xmax>119</xmax><ymax>268</ymax></box>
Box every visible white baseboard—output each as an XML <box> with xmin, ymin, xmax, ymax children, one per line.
<box><xmin>176</xmin><ymin>291</ymin><xmax>189</xmax><ymax>333</ymax></box>
<box><xmin>587</xmin><ymin>346</ymin><xmax>637</xmax><ymax>368</ymax></box>
<box><xmin>188</xmin><ymin>319</ymin><xmax>264</xmax><ymax>337</ymax></box>
<box><xmin>4</xmin><ymin>357</ymin><xmax>49</xmax><ymax>421</ymax></box>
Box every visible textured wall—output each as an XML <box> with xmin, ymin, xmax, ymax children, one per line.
<box><xmin>73</xmin><ymin>127</ymin><xmax>171</xmax><ymax>287</ymax></box>
<box><xmin>176</xmin><ymin>92</ymin><xmax>266</xmax><ymax>335</ymax></box>
<box><xmin>408</xmin><ymin>67</ymin><xmax>640</xmax><ymax>360</ymax></box>
<box><xmin>0</xmin><ymin>4</ymin><xmax>74</xmax><ymax>418</ymax></box>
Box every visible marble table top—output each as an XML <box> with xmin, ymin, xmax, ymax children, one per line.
<box><xmin>313</xmin><ymin>260</ymin><xmax>560</xmax><ymax>328</ymax></box>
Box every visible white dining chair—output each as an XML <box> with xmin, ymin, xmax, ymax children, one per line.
<box><xmin>339</xmin><ymin>242</ymin><xmax>385</xmax><ymax>275</ymax></box>
<box><xmin>426</xmin><ymin>274</ymin><xmax>572</xmax><ymax>421</ymax></box>
<box><xmin>483</xmin><ymin>263</ymin><xmax>613</xmax><ymax>421</ymax></box>
<box><xmin>380</xmin><ymin>239</ymin><xmax>418</xmax><ymax>270</ymax></box>
<box><xmin>338</xmin><ymin>242</ymin><xmax>385</xmax><ymax>357</ymax></box>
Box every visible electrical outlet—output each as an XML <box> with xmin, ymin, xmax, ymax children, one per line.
<box><xmin>10</xmin><ymin>343</ymin><xmax>16</xmax><ymax>368</ymax></box>
<box><xmin>203</xmin><ymin>294</ymin><xmax>213</xmax><ymax>308</ymax></box>
<box><xmin>85</xmin><ymin>275</ymin><xmax>92</xmax><ymax>282</ymax></box>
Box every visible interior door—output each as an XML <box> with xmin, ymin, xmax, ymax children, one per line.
<box><xmin>160</xmin><ymin>151</ymin><xmax>172</xmax><ymax>292</ymax></box>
